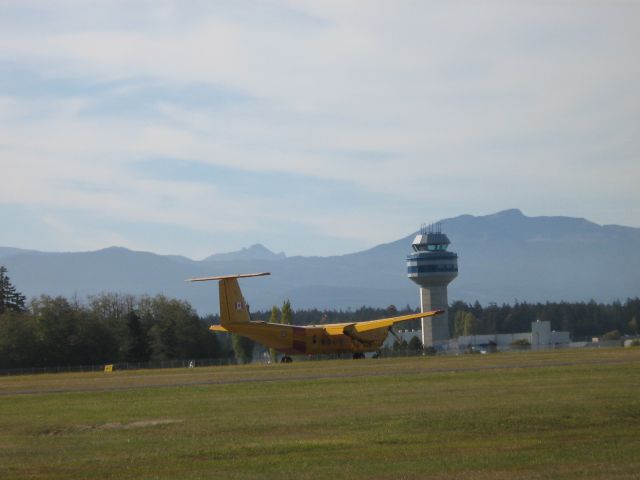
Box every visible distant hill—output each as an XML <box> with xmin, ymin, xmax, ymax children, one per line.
<box><xmin>1</xmin><ymin>209</ymin><xmax>639</xmax><ymax>314</ymax></box>
<box><xmin>0</xmin><ymin>247</ymin><xmax>39</xmax><ymax>259</ymax></box>
<box><xmin>203</xmin><ymin>244</ymin><xmax>286</xmax><ymax>262</ymax></box>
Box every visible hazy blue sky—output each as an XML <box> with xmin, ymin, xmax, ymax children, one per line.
<box><xmin>1</xmin><ymin>1</ymin><xmax>638</xmax><ymax>258</ymax></box>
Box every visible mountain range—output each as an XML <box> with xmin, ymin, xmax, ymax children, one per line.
<box><xmin>1</xmin><ymin>209</ymin><xmax>639</xmax><ymax>314</ymax></box>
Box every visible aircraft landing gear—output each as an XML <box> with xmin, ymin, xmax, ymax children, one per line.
<box><xmin>352</xmin><ymin>352</ymin><xmax>365</xmax><ymax>360</ymax></box>
<box><xmin>280</xmin><ymin>356</ymin><xmax>293</xmax><ymax>363</ymax></box>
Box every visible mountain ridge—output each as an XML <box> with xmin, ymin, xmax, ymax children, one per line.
<box><xmin>1</xmin><ymin>209</ymin><xmax>639</xmax><ymax>314</ymax></box>
<box><xmin>203</xmin><ymin>243</ymin><xmax>286</xmax><ymax>262</ymax></box>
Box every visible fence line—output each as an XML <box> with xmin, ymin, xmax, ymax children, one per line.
<box><xmin>1</xmin><ymin>341</ymin><xmax>630</xmax><ymax>376</ymax></box>
<box><xmin>0</xmin><ymin>357</ymin><xmax>236</xmax><ymax>377</ymax></box>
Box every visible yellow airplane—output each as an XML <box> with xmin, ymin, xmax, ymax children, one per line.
<box><xmin>187</xmin><ymin>272</ymin><xmax>443</xmax><ymax>362</ymax></box>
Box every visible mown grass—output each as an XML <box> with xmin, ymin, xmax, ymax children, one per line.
<box><xmin>1</xmin><ymin>349</ymin><xmax>639</xmax><ymax>479</ymax></box>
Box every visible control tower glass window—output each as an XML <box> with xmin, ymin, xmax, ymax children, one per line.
<box><xmin>412</xmin><ymin>243</ymin><xmax>449</xmax><ymax>252</ymax></box>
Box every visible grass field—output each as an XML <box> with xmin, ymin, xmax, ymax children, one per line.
<box><xmin>1</xmin><ymin>348</ymin><xmax>639</xmax><ymax>479</ymax></box>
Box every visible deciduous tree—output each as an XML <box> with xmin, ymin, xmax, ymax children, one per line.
<box><xmin>231</xmin><ymin>334</ymin><xmax>254</xmax><ymax>364</ymax></box>
<box><xmin>268</xmin><ymin>305</ymin><xmax>280</xmax><ymax>362</ymax></box>
<box><xmin>281</xmin><ymin>300</ymin><xmax>292</xmax><ymax>325</ymax></box>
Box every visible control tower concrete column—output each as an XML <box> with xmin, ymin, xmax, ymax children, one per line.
<box><xmin>420</xmin><ymin>285</ymin><xmax>450</xmax><ymax>346</ymax></box>
<box><xmin>406</xmin><ymin>224</ymin><xmax>458</xmax><ymax>348</ymax></box>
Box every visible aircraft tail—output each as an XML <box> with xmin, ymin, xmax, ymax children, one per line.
<box><xmin>187</xmin><ymin>272</ymin><xmax>269</xmax><ymax>326</ymax></box>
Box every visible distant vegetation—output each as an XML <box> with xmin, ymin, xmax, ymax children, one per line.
<box><xmin>1</xmin><ymin>265</ymin><xmax>639</xmax><ymax>370</ymax></box>
<box><xmin>0</xmin><ymin>292</ymin><xmax>228</xmax><ymax>370</ymax></box>
<box><xmin>447</xmin><ymin>299</ymin><xmax>640</xmax><ymax>340</ymax></box>
<box><xmin>0</xmin><ymin>266</ymin><xmax>229</xmax><ymax>369</ymax></box>
<box><xmin>255</xmin><ymin>300</ymin><xmax>640</xmax><ymax>341</ymax></box>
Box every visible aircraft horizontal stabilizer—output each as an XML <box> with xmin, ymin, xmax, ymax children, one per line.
<box><xmin>209</xmin><ymin>325</ymin><xmax>229</xmax><ymax>332</ymax></box>
<box><xmin>187</xmin><ymin>272</ymin><xmax>270</xmax><ymax>282</ymax></box>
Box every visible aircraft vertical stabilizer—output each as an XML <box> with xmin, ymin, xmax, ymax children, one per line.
<box><xmin>219</xmin><ymin>278</ymin><xmax>250</xmax><ymax>324</ymax></box>
<box><xmin>186</xmin><ymin>273</ymin><xmax>270</xmax><ymax>326</ymax></box>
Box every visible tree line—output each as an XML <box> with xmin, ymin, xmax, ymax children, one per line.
<box><xmin>0</xmin><ymin>267</ymin><xmax>230</xmax><ymax>369</ymax></box>
<box><xmin>448</xmin><ymin>299</ymin><xmax>640</xmax><ymax>340</ymax></box>
<box><xmin>1</xmin><ymin>266</ymin><xmax>638</xmax><ymax>369</ymax></box>
<box><xmin>0</xmin><ymin>292</ymin><xmax>230</xmax><ymax>370</ymax></box>
<box><xmin>254</xmin><ymin>300</ymin><xmax>640</xmax><ymax>340</ymax></box>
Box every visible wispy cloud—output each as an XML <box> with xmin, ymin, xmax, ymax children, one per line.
<box><xmin>1</xmin><ymin>1</ymin><xmax>639</xmax><ymax>257</ymax></box>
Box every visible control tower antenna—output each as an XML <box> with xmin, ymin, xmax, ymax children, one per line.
<box><xmin>406</xmin><ymin>222</ymin><xmax>458</xmax><ymax>348</ymax></box>
<box><xmin>422</xmin><ymin>222</ymin><xmax>443</xmax><ymax>235</ymax></box>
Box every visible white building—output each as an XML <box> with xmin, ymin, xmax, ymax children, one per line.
<box><xmin>457</xmin><ymin>320</ymin><xmax>570</xmax><ymax>350</ymax></box>
<box><xmin>385</xmin><ymin>320</ymin><xmax>571</xmax><ymax>351</ymax></box>
<box><xmin>382</xmin><ymin>329</ymin><xmax>422</xmax><ymax>349</ymax></box>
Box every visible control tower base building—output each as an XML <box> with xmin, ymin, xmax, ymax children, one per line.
<box><xmin>407</xmin><ymin>224</ymin><xmax>458</xmax><ymax>347</ymax></box>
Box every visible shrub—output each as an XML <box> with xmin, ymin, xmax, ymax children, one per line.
<box><xmin>602</xmin><ymin>329</ymin><xmax>621</xmax><ymax>341</ymax></box>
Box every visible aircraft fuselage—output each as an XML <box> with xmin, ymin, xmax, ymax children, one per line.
<box><xmin>225</xmin><ymin>322</ymin><xmax>387</xmax><ymax>355</ymax></box>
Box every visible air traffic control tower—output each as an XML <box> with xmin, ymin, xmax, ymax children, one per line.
<box><xmin>407</xmin><ymin>224</ymin><xmax>458</xmax><ymax>347</ymax></box>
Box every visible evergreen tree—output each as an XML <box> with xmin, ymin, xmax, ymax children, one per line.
<box><xmin>148</xmin><ymin>317</ymin><xmax>178</xmax><ymax>360</ymax></box>
<box><xmin>471</xmin><ymin>300</ymin><xmax>483</xmax><ymax>319</ymax></box>
<box><xmin>0</xmin><ymin>266</ymin><xmax>26</xmax><ymax>314</ymax></box>
<box><xmin>281</xmin><ymin>299</ymin><xmax>292</xmax><ymax>325</ymax></box>
<box><xmin>123</xmin><ymin>310</ymin><xmax>150</xmax><ymax>362</ymax></box>
<box><xmin>408</xmin><ymin>335</ymin><xmax>423</xmax><ymax>354</ymax></box>
<box><xmin>392</xmin><ymin>339</ymin><xmax>408</xmax><ymax>353</ymax></box>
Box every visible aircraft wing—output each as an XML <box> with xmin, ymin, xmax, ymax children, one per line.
<box><xmin>324</xmin><ymin>310</ymin><xmax>443</xmax><ymax>342</ymax></box>
<box><xmin>355</xmin><ymin>310</ymin><xmax>443</xmax><ymax>332</ymax></box>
